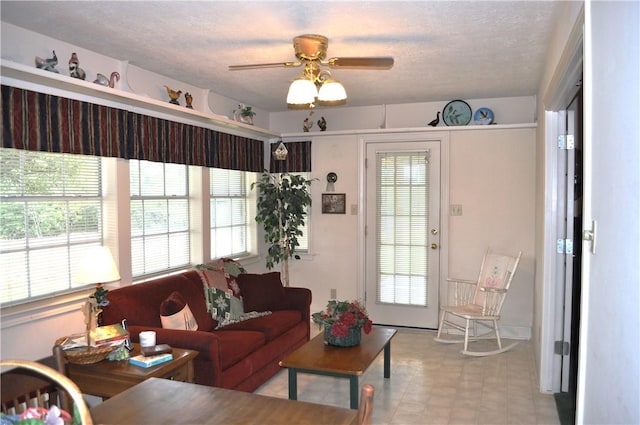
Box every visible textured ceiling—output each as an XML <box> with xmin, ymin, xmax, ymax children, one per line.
<box><xmin>1</xmin><ymin>1</ymin><xmax>561</xmax><ymax>112</ymax></box>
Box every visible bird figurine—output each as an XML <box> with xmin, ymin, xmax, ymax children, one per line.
<box><xmin>317</xmin><ymin>116</ymin><xmax>327</xmax><ymax>131</ymax></box>
<box><xmin>164</xmin><ymin>86</ymin><xmax>182</xmax><ymax>105</ymax></box>
<box><xmin>428</xmin><ymin>112</ymin><xmax>440</xmax><ymax>127</ymax></box>
<box><xmin>184</xmin><ymin>92</ymin><xmax>193</xmax><ymax>109</ymax></box>
<box><xmin>35</xmin><ymin>50</ymin><xmax>59</xmax><ymax>73</ymax></box>
<box><xmin>93</xmin><ymin>71</ymin><xmax>120</xmax><ymax>88</ymax></box>
<box><xmin>303</xmin><ymin>117</ymin><xmax>313</xmax><ymax>132</ymax></box>
<box><xmin>68</xmin><ymin>52</ymin><xmax>86</xmax><ymax>80</ymax></box>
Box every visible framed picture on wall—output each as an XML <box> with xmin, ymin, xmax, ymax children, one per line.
<box><xmin>322</xmin><ymin>193</ymin><xmax>346</xmax><ymax>214</ymax></box>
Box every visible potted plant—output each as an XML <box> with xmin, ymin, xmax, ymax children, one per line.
<box><xmin>233</xmin><ymin>104</ymin><xmax>256</xmax><ymax>125</ymax></box>
<box><xmin>252</xmin><ymin>172</ymin><xmax>313</xmax><ymax>286</ymax></box>
<box><xmin>312</xmin><ymin>300</ymin><xmax>373</xmax><ymax>346</ymax></box>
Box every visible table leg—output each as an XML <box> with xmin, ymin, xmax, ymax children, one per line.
<box><xmin>384</xmin><ymin>341</ymin><xmax>391</xmax><ymax>379</ymax></box>
<box><xmin>288</xmin><ymin>369</ymin><xmax>298</xmax><ymax>401</ymax></box>
<box><xmin>349</xmin><ymin>376</ymin><xmax>359</xmax><ymax>410</ymax></box>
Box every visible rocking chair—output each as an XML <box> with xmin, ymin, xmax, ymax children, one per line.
<box><xmin>435</xmin><ymin>248</ymin><xmax>522</xmax><ymax>356</ymax></box>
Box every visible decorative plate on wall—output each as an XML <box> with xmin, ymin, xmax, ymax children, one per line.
<box><xmin>473</xmin><ymin>107</ymin><xmax>494</xmax><ymax>125</ymax></box>
<box><xmin>442</xmin><ymin>100</ymin><xmax>472</xmax><ymax>126</ymax></box>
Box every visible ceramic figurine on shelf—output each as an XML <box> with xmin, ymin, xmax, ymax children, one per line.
<box><xmin>35</xmin><ymin>50</ymin><xmax>59</xmax><ymax>73</ymax></box>
<box><xmin>303</xmin><ymin>118</ymin><xmax>313</xmax><ymax>132</ymax></box>
<box><xmin>94</xmin><ymin>71</ymin><xmax>120</xmax><ymax>88</ymax></box>
<box><xmin>317</xmin><ymin>116</ymin><xmax>327</xmax><ymax>131</ymax></box>
<box><xmin>428</xmin><ymin>111</ymin><xmax>440</xmax><ymax>127</ymax></box>
<box><xmin>164</xmin><ymin>85</ymin><xmax>182</xmax><ymax>105</ymax></box>
<box><xmin>68</xmin><ymin>52</ymin><xmax>86</xmax><ymax>80</ymax></box>
<box><xmin>233</xmin><ymin>104</ymin><xmax>255</xmax><ymax>125</ymax></box>
<box><xmin>185</xmin><ymin>92</ymin><xmax>193</xmax><ymax>109</ymax></box>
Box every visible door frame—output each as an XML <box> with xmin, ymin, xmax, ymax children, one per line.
<box><xmin>357</xmin><ymin>131</ymin><xmax>450</xmax><ymax>322</ymax></box>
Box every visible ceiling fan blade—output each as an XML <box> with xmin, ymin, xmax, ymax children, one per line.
<box><xmin>228</xmin><ymin>61</ymin><xmax>301</xmax><ymax>71</ymax></box>
<box><xmin>325</xmin><ymin>57</ymin><xmax>394</xmax><ymax>70</ymax></box>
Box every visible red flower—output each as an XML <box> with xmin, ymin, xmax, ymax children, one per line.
<box><xmin>331</xmin><ymin>321</ymin><xmax>350</xmax><ymax>337</ymax></box>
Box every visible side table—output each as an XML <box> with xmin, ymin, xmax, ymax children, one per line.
<box><xmin>64</xmin><ymin>344</ymin><xmax>197</xmax><ymax>398</ymax></box>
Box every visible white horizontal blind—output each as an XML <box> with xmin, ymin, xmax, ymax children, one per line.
<box><xmin>209</xmin><ymin>168</ymin><xmax>252</xmax><ymax>259</ymax></box>
<box><xmin>376</xmin><ymin>151</ymin><xmax>429</xmax><ymax>306</ymax></box>
<box><xmin>130</xmin><ymin>160</ymin><xmax>189</xmax><ymax>277</ymax></box>
<box><xmin>0</xmin><ymin>148</ymin><xmax>103</xmax><ymax>305</ymax></box>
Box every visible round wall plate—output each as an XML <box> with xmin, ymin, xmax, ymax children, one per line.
<box><xmin>327</xmin><ymin>172</ymin><xmax>337</xmax><ymax>183</ymax></box>
<box><xmin>473</xmin><ymin>107</ymin><xmax>494</xmax><ymax>125</ymax></box>
<box><xmin>442</xmin><ymin>100</ymin><xmax>472</xmax><ymax>126</ymax></box>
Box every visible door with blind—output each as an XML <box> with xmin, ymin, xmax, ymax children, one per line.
<box><xmin>365</xmin><ymin>140</ymin><xmax>441</xmax><ymax>328</ymax></box>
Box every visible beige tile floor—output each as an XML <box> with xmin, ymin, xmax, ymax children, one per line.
<box><xmin>255</xmin><ymin>327</ymin><xmax>560</xmax><ymax>425</ymax></box>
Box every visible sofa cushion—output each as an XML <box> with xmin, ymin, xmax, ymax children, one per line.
<box><xmin>218</xmin><ymin>310</ymin><xmax>302</xmax><ymax>342</ymax></box>
<box><xmin>195</xmin><ymin>258</ymin><xmax>245</xmax><ymax>296</ymax></box>
<box><xmin>236</xmin><ymin>272</ymin><xmax>289</xmax><ymax>312</ymax></box>
<box><xmin>214</xmin><ymin>330</ymin><xmax>265</xmax><ymax>370</ymax></box>
<box><xmin>160</xmin><ymin>291</ymin><xmax>198</xmax><ymax>331</ymax></box>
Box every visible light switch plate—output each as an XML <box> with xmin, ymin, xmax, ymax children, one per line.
<box><xmin>450</xmin><ymin>204</ymin><xmax>463</xmax><ymax>216</ymax></box>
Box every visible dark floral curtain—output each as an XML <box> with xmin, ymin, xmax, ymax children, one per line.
<box><xmin>1</xmin><ymin>85</ymin><xmax>263</xmax><ymax>172</ymax></box>
<box><xmin>269</xmin><ymin>140</ymin><xmax>312</xmax><ymax>173</ymax></box>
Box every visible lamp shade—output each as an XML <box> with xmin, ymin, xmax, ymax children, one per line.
<box><xmin>75</xmin><ymin>246</ymin><xmax>120</xmax><ymax>285</ymax></box>
<box><xmin>286</xmin><ymin>77</ymin><xmax>318</xmax><ymax>106</ymax></box>
<box><xmin>318</xmin><ymin>78</ymin><xmax>347</xmax><ymax>106</ymax></box>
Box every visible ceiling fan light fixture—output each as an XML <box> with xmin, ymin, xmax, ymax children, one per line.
<box><xmin>317</xmin><ymin>77</ymin><xmax>347</xmax><ymax>106</ymax></box>
<box><xmin>287</xmin><ymin>77</ymin><xmax>318</xmax><ymax>107</ymax></box>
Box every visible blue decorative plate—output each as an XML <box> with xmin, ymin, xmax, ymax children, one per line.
<box><xmin>473</xmin><ymin>107</ymin><xmax>494</xmax><ymax>125</ymax></box>
<box><xmin>443</xmin><ymin>100</ymin><xmax>472</xmax><ymax>126</ymax></box>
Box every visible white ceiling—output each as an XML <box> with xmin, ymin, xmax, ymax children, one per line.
<box><xmin>0</xmin><ymin>1</ymin><xmax>562</xmax><ymax>112</ymax></box>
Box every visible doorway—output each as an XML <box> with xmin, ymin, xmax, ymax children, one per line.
<box><xmin>364</xmin><ymin>139</ymin><xmax>441</xmax><ymax>328</ymax></box>
<box><xmin>554</xmin><ymin>84</ymin><xmax>583</xmax><ymax>425</ymax></box>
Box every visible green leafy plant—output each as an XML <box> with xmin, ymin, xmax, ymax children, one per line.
<box><xmin>252</xmin><ymin>172</ymin><xmax>313</xmax><ymax>286</ymax></box>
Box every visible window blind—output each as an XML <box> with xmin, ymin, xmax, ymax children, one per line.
<box><xmin>376</xmin><ymin>151</ymin><xmax>429</xmax><ymax>306</ymax></box>
<box><xmin>0</xmin><ymin>148</ymin><xmax>103</xmax><ymax>305</ymax></box>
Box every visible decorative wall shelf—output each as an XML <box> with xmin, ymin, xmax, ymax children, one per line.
<box><xmin>1</xmin><ymin>59</ymin><xmax>279</xmax><ymax>141</ymax></box>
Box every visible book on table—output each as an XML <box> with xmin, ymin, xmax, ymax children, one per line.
<box><xmin>90</xmin><ymin>323</ymin><xmax>129</xmax><ymax>347</ymax></box>
<box><xmin>129</xmin><ymin>353</ymin><xmax>173</xmax><ymax>368</ymax></box>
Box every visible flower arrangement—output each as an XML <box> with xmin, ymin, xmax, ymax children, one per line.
<box><xmin>312</xmin><ymin>300</ymin><xmax>373</xmax><ymax>338</ymax></box>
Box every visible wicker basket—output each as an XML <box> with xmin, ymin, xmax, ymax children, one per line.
<box><xmin>324</xmin><ymin>325</ymin><xmax>362</xmax><ymax>347</ymax></box>
<box><xmin>55</xmin><ymin>337</ymin><xmax>116</xmax><ymax>365</ymax></box>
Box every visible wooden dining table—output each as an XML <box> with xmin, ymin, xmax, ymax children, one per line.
<box><xmin>90</xmin><ymin>377</ymin><xmax>357</xmax><ymax>425</ymax></box>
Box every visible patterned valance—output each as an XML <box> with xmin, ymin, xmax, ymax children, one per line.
<box><xmin>1</xmin><ymin>85</ymin><xmax>263</xmax><ymax>172</ymax></box>
<box><xmin>269</xmin><ymin>141</ymin><xmax>312</xmax><ymax>173</ymax></box>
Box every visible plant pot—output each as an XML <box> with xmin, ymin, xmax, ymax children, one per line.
<box><xmin>324</xmin><ymin>325</ymin><xmax>362</xmax><ymax>347</ymax></box>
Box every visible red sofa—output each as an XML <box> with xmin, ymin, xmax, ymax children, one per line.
<box><xmin>101</xmin><ymin>270</ymin><xmax>311</xmax><ymax>392</ymax></box>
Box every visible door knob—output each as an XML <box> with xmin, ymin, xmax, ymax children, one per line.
<box><xmin>431</xmin><ymin>243</ymin><xmax>438</xmax><ymax>249</ymax></box>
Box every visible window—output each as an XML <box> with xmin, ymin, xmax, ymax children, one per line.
<box><xmin>0</xmin><ymin>148</ymin><xmax>103</xmax><ymax>305</ymax></box>
<box><xmin>130</xmin><ymin>160</ymin><xmax>190</xmax><ymax>277</ymax></box>
<box><xmin>209</xmin><ymin>168</ymin><xmax>254</xmax><ymax>259</ymax></box>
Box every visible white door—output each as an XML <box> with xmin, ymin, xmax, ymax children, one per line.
<box><xmin>364</xmin><ymin>140</ymin><xmax>441</xmax><ymax>328</ymax></box>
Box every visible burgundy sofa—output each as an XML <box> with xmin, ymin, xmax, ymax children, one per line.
<box><xmin>101</xmin><ymin>270</ymin><xmax>311</xmax><ymax>392</ymax></box>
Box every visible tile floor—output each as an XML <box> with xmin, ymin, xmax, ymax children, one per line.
<box><xmin>255</xmin><ymin>326</ymin><xmax>560</xmax><ymax>425</ymax></box>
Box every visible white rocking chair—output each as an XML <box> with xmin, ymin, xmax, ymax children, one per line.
<box><xmin>435</xmin><ymin>248</ymin><xmax>522</xmax><ymax>356</ymax></box>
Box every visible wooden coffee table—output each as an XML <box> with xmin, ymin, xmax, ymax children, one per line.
<box><xmin>279</xmin><ymin>326</ymin><xmax>397</xmax><ymax>409</ymax></box>
<box><xmin>65</xmin><ymin>344</ymin><xmax>197</xmax><ymax>398</ymax></box>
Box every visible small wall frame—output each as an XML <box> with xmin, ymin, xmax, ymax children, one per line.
<box><xmin>322</xmin><ymin>193</ymin><xmax>346</xmax><ymax>214</ymax></box>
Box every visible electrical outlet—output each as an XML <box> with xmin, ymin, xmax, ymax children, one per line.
<box><xmin>330</xmin><ymin>288</ymin><xmax>337</xmax><ymax>299</ymax></box>
<box><xmin>350</xmin><ymin>204</ymin><xmax>358</xmax><ymax>215</ymax></box>
<box><xmin>450</xmin><ymin>204</ymin><xmax>463</xmax><ymax>216</ymax></box>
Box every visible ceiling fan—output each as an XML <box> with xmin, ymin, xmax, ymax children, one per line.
<box><xmin>229</xmin><ymin>34</ymin><xmax>394</xmax><ymax>108</ymax></box>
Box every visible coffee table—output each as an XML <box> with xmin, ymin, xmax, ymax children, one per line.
<box><xmin>279</xmin><ymin>326</ymin><xmax>397</xmax><ymax>409</ymax></box>
<box><xmin>65</xmin><ymin>343</ymin><xmax>197</xmax><ymax>398</ymax></box>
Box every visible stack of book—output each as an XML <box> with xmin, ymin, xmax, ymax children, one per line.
<box><xmin>129</xmin><ymin>353</ymin><xmax>173</xmax><ymax>368</ymax></box>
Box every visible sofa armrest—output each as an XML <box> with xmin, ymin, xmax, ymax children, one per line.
<box><xmin>283</xmin><ymin>287</ymin><xmax>312</xmax><ymax>340</ymax></box>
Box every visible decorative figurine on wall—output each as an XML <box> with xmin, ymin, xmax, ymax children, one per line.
<box><xmin>164</xmin><ymin>85</ymin><xmax>182</xmax><ymax>105</ymax></box>
<box><xmin>68</xmin><ymin>52</ymin><xmax>86</xmax><ymax>80</ymax></box>
<box><xmin>303</xmin><ymin>110</ymin><xmax>314</xmax><ymax>132</ymax></box>
<box><xmin>93</xmin><ymin>71</ymin><xmax>120</xmax><ymax>88</ymax></box>
<box><xmin>428</xmin><ymin>111</ymin><xmax>440</xmax><ymax>127</ymax></box>
<box><xmin>35</xmin><ymin>50</ymin><xmax>59</xmax><ymax>73</ymax></box>
<box><xmin>184</xmin><ymin>92</ymin><xmax>194</xmax><ymax>109</ymax></box>
<box><xmin>317</xmin><ymin>116</ymin><xmax>327</xmax><ymax>131</ymax></box>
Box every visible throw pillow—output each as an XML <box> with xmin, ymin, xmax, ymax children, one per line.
<box><xmin>159</xmin><ymin>291</ymin><xmax>198</xmax><ymax>331</ymax></box>
<box><xmin>203</xmin><ymin>287</ymin><xmax>244</xmax><ymax>322</ymax></box>
<box><xmin>236</xmin><ymin>271</ymin><xmax>289</xmax><ymax>312</ymax></box>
